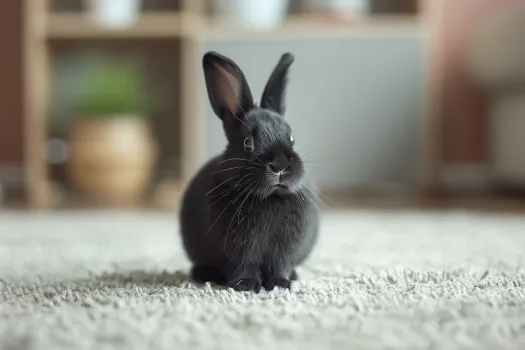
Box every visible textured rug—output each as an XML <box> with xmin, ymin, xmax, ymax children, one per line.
<box><xmin>1</xmin><ymin>210</ymin><xmax>524</xmax><ymax>350</ymax></box>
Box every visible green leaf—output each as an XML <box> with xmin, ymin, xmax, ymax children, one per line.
<box><xmin>73</xmin><ymin>55</ymin><xmax>152</xmax><ymax>119</ymax></box>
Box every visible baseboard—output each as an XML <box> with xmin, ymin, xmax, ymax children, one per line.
<box><xmin>440</xmin><ymin>163</ymin><xmax>491</xmax><ymax>192</ymax></box>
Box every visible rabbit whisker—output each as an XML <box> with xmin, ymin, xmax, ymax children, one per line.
<box><xmin>208</xmin><ymin>185</ymin><xmax>237</xmax><ymax>200</ymax></box>
<box><xmin>296</xmin><ymin>192</ymin><xmax>310</xmax><ymax>217</ymax></box>
<box><xmin>236</xmin><ymin>181</ymin><xmax>257</xmax><ymax>226</ymax></box>
<box><xmin>249</xmin><ymin>189</ymin><xmax>258</xmax><ymax>211</ymax></box>
<box><xmin>231</xmin><ymin>172</ymin><xmax>254</xmax><ymax>189</ymax></box>
<box><xmin>314</xmin><ymin>189</ymin><xmax>333</xmax><ymax>207</ymax></box>
<box><xmin>303</xmin><ymin>184</ymin><xmax>328</xmax><ymax>210</ymax></box>
<box><xmin>223</xmin><ymin>188</ymin><xmax>250</xmax><ymax>248</ymax></box>
<box><xmin>218</xmin><ymin>157</ymin><xmax>254</xmax><ymax>165</ymax></box>
<box><xmin>249</xmin><ymin>178</ymin><xmax>266</xmax><ymax>213</ymax></box>
<box><xmin>232</xmin><ymin>113</ymin><xmax>250</xmax><ymax>130</ymax></box>
<box><xmin>227</xmin><ymin>81</ymin><xmax>252</xmax><ymax>130</ymax></box>
<box><xmin>300</xmin><ymin>190</ymin><xmax>321</xmax><ymax>214</ymax></box>
<box><xmin>252</xmin><ymin>155</ymin><xmax>266</xmax><ymax>167</ymax></box>
<box><xmin>303</xmin><ymin>176</ymin><xmax>328</xmax><ymax>198</ymax></box>
<box><xmin>302</xmin><ymin>158</ymin><xmax>338</xmax><ymax>164</ymax></box>
<box><xmin>230</xmin><ymin>180</ymin><xmax>260</xmax><ymax>249</ymax></box>
<box><xmin>224</xmin><ymin>180</ymin><xmax>257</xmax><ymax>248</ymax></box>
<box><xmin>205</xmin><ymin>183</ymin><xmax>248</xmax><ymax>237</ymax></box>
<box><xmin>231</xmin><ymin>99</ymin><xmax>251</xmax><ymax>130</ymax></box>
<box><xmin>211</xmin><ymin>166</ymin><xmax>254</xmax><ymax>175</ymax></box>
<box><xmin>206</xmin><ymin>174</ymin><xmax>240</xmax><ymax>197</ymax></box>
<box><xmin>206</xmin><ymin>173</ymin><xmax>252</xmax><ymax>208</ymax></box>
<box><xmin>299</xmin><ymin>145</ymin><xmax>335</xmax><ymax>158</ymax></box>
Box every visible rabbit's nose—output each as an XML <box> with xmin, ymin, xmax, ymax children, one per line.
<box><xmin>268</xmin><ymin>154</ymin><xmax>291</xmax><ymax>174</ymax></box>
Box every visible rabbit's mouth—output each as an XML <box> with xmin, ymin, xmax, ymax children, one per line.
<box><xmin>271</xmin><ymin>184</ymin><xmax>290</xmax><ymax>195</ymax></box>
<box><xmin>272</xmin><ymin>180</ymin><xmax>302</xmax><ymax>195</ymax></box>
<box><xmin>270</xmin><ymin>176</ymin><xmax>291</xmax><ymax>190</ymax></box>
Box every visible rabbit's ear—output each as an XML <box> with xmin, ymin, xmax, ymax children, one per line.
<box><xmin>260</xmin><ymin>53</ymin><xmax>294</xmax><ymax>115</ymax></box>
<box><xmin>202</xmin><ymin>51</ymin><xmax>254</xmax><ymax>120</ymax></box>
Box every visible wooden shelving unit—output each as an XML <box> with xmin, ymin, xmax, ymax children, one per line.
<box><xmin>46</xmin><ymin>12</ymin><xmax>183</xmax><ymax>39</ymax></box>
<box><xmin>197</xmin><ymin>14</ymin><xmax>424</xmax><ymax>39</ymax></box>
<box><xmin>23</xmin><ymin>0</ymin><xmax>435</xmax><ymax>210</ymax></box>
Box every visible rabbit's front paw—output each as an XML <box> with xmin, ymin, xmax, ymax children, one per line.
<box><xmin>228</xmin><ymin>278</ymin><xmax>262</xmax><ymax>293</ymax></box>
<box><xmin>262</xmin><ymin>277</ymin><xmax>291</xmax><ymax>291</ymax></box>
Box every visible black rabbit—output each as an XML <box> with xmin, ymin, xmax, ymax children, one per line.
<box><xmin>179</xmin><ymin>51</ymin><xmax>319</xmax><ymax>292</ymax></box>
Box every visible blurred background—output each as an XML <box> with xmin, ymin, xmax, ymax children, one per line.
<box><xmin>1</xmin><ymin>0</ymin><xmax>525</xmax><ymax>212</ymax></box>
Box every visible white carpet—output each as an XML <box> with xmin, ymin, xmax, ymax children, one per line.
<box><xmin>1</xmin><ymin>210</ymin><xmax>525</xmax><ymax>350</ymax></box>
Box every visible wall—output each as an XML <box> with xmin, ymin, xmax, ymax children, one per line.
<box><xmin>198</xmin><ymin>35</ymin><xmax>425</xmax><ymax>193</ymax></box>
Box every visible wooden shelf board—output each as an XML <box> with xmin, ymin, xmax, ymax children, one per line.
<box><xmin>46</xmin><ymin>13</ymin><xmax>183</xmax><ymax>39</ymax></box>
<box><xmin>44</xmin><ymin>13</ymin><xmax>423</xmax><ymax>40</ymax></box>
<box><xmin>195</xmin><ymin>14</ymin><xmax>426</xmax><ymax>40</ymax></box>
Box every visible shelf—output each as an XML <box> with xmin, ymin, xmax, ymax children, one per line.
<box><xmin>44</xmin><ymin>12</ymin><xmax>424</xmax><ymax>40</ymax></box>
<box><xmin>46</xmin><ymin>12</ymin><xmax>182</xmax><ymax>39</ymax></box>
<box><xmin>194</xmin><ymin>14</ymin><xmax>426</xmax><ymax>40</ymax></box>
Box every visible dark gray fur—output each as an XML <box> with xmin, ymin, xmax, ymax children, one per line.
<box><xmin>179</xmin><ymin>51</ymin><xmax>319</xmax><ymax>292</ymax></box>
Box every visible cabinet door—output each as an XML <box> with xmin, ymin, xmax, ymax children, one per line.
<box><xmin>199</xmin><ymin>36</ymin><xmax>425</xmax><ymax>192</ymax></box>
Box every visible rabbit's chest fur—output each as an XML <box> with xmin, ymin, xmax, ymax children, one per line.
<box><xmin>209</xmin><ymin>189</ymin><xmax>313</xmax><ymax>264</ymax></box>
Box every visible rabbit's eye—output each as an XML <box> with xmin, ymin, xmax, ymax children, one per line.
<box><xmin>244</xmin><ymin>136</ymin><xmax>254</xmax><ymax>152</ymax></box>
<box><xmin>290</xmin><ymin>135</ymin><xmax>295</xmax><ymax>144</ymax></box>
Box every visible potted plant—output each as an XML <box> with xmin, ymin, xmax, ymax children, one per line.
<box><xmin>85</xmin><ymin>0</ymin><xmax>142</xmax><ymax>28</ymax></box>
<box><xmin>67</xmin><ymin>55</ymin><xmax>157</xmax><ymax>206</ymax></box>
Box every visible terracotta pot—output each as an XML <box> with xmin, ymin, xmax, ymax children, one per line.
<box><xmin>67</xmin><ymin>116</ymin><xmax>157</xmax><ymax>206</ymax></box>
